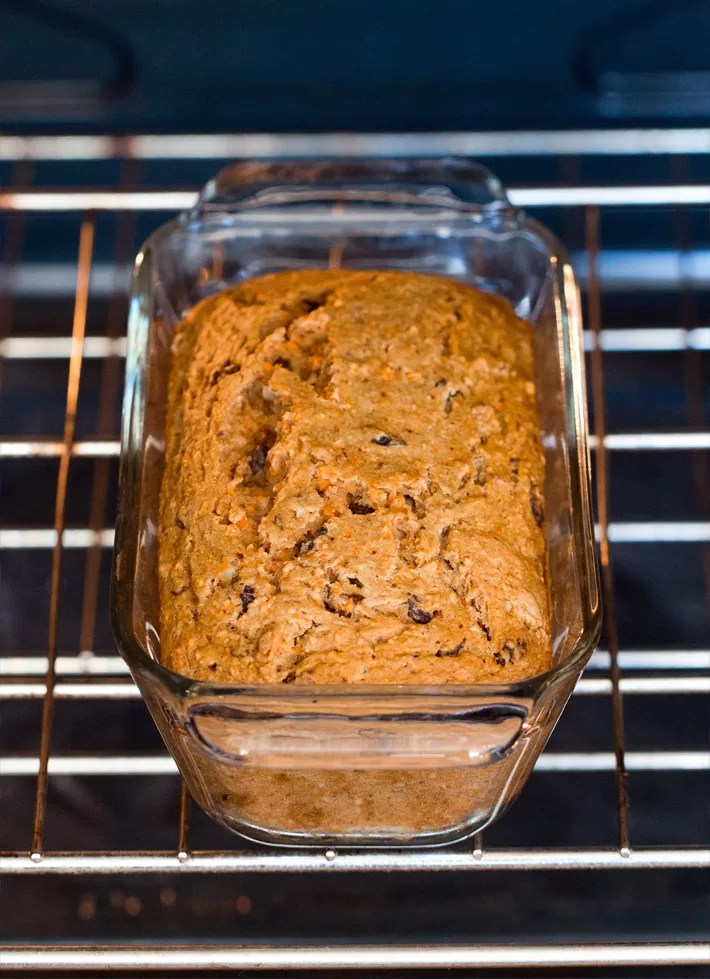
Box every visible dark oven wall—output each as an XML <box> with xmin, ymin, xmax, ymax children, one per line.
<box><xmin>1</xmin><ymin>0</ymin><xmax>710</xmax><ymax>131</ymax></box>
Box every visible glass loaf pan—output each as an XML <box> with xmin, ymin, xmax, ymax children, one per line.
<box><xmin>111</xmin><ymin>159</ymin><xmax>601</xmax><ymax>847</ymax></box>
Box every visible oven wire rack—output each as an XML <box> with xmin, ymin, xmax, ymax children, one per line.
<box><xmin>0</xmin><ymin>131</ymin><xmax>709</xmax><ymax>973</ymax></box>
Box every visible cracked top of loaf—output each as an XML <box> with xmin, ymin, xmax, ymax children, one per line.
<box><xmin>159</xmin><ymin>269</ymin><xmax>551</xmax><ymax>684</ymax></box>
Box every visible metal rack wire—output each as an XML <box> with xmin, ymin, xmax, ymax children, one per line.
<box><xmin>0</xmin><ymin>132</ymin><xmax>709</xmax><ymax>972</ymax></box>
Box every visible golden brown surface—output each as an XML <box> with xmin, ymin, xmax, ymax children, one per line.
<box><xmin>159</xmin><ymin>270</ymin><xmax>550</xmax><ymax>684</ymax></box>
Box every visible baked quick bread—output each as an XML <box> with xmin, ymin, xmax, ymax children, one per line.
<box><xmin>159</xmin><ymin>270</ymin><xmax>551</xmax><ymax>684</ymax></box>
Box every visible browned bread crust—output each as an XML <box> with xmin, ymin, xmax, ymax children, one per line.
<box><xmin>159</xmin><ymin>270</ymin><xmax>550</xmax><ymax>684</ymax></box>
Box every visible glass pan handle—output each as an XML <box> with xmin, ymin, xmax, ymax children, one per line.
<box><xmin>186</xmin><ymin>703</ymin><xmax>528</xmax><ymax>771</ymax></box>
